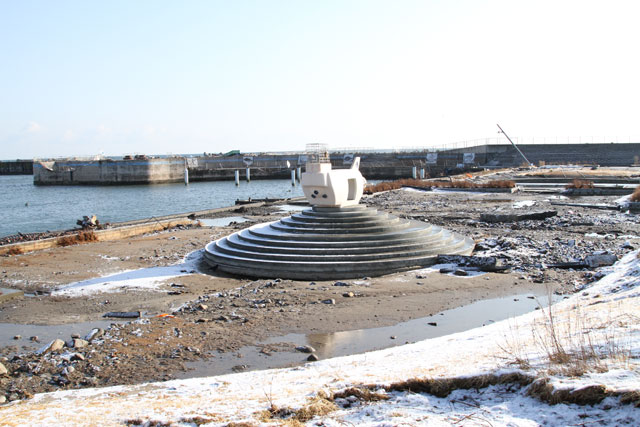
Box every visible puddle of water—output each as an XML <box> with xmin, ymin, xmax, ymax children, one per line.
<box><xmin>0</xmin><ymin>320</ymin><xmax>122</xmax><ymax>355</ymax></box>
<box><xmin>178</xmin><ymin>292</ymin><xmax>561</xmax><ymax>379</ymax></box>
<box><xmin>199</xmin><ymin>217</ymin><xmax>249</xmax><ymax>227</ymax></box>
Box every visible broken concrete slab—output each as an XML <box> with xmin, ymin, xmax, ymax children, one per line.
<box><xmin>435</xmin><ymin>255</ymin><xmax>510</xmax><ymax>272</ymax></box>
<box><xmin>102</xmin><ymin>311</ymin><xmax>141</xmax><ymax>319</ymax></box>
<box><xmin>547</xmin><ymin>253</ymin><xmax>618</xmax><ymax>270</ymax></box>
<box><xmin>480</xmin><ymin>210</ymin><xmax>557</xmax><ymax>223</ymax></box>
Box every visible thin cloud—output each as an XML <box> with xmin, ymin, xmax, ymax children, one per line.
<box><xmin>23</xmin><ymin>121</ymin><xmax>41</xmax><ymax>133</ymax></box>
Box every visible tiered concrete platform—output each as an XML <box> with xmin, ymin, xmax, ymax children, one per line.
<box><xmin>204</xmin><ymin>205</ymin><xmax>474</xmax><ymax>280</ymax></box>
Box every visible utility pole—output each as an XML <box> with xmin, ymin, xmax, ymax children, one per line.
<box><xmin>496</xmin><ymin>124</ymin><xmax>534</xmax><ymax>167</ymax></box>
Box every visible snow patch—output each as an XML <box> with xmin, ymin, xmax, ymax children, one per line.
<box><xmin>52</xmin><ymin>250</ymin><xmax>203</xmax><ymax>296</ymax></box>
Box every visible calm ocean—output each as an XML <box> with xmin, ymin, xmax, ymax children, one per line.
<box><xmin>0</xmin><ymin>175</ymin><xmax>304</xmax><ymax>238</ymax></box>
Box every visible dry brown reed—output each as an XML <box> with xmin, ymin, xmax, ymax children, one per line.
<box><xmin>364</xmin><ymin>179</ymin><xmax>516</xmax><ymax>194</ymax></box>
<box><xmin>631</xmin><ymin>184</ymin><xmax>640</xmax><ymax>202</ymax></box>
<box><xmin>57</xmin><ymin>231</ymin><xmax>98</xmax><ymax>247</ymax></box>
<box><xmin>7</xmin><ymin>246</ymin><xmax>24</xmax><ymax>255</ymax></box>
<box><xmin>565</xmin><ymin>179</ymin><xmax>595</xmax><ymax>189</ymax></box>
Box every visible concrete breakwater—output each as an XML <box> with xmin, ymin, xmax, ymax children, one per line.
<box><xmin>0</xmin><ymin>160</ymin><xmax>33</xmax><ymax>175</ymax></box>
<box><xmin>27</xmin><ymin>142</ymin><xmax>640</xmax><ymax>185</ymax></box>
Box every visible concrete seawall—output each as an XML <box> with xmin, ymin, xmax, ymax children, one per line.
<box><xmin>29</xmin><ymin>143</ymin><xmax>640</xmax><ymax>185</ymax></box>
<box><xmin>0</xmin><ymin>160</ymin><xmax>33</xmax><ymax>175</ymax></box>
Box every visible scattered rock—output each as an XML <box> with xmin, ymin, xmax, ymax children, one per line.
<box><xmin>0</xmin><ymin>395</ymin><xmax>5</xmax><ymax>404</ymax></box>
<box><xmin>453</xmin><ymin>269</ymin><xmax>469</xmax><ymax>276</ymax></box>
<box><xmin>322</xmin><ymin>299</ymin><xmax>336</xmax><ymax>305</ymax></box>
<box><xmin>439</xmin><ymin>268</ymin><xmax>454</xmax><ymax>274</ymax></box>
<box><xmin>584</xmin><ymin>254</ymin><xmax>618</xmax><ymax>268</ymax></box>
<box><xmin>37</xmin><ymin>339</ymin><xmax>65</xmax><ymax>355</ymax></box>
<box><xmin>13</xmin><ymin>335</ymin><xmax>21</xmax><ymax>340</ymax></box>
<box><xmin>343</xmin><ymin>292</ymin><xmax>355</xmax><ymax>298</ymax></box>
<box><xmin>85</xmin><ymin>328</ymin><xmax>104</xmax><ymax>342</ymax></box>
<box><xmin>197</xmin><ymin>304</ymin><xmax>208</xmax><ymax>310</ymax></box>
<box><xmin>307</xmin><ymin>354</ymin><xmax>319</xmax><ymax>361</ymax></box>
<box><xmin>0</xmin><ymin>362</ymin><xmax>8</xmax><ymax>375</ymax></box>
<box><xmin>29</xmin><ymin>336</ymin><xmax>39</xmax><ymax>342</ymax></box>
<box><xmin>333</xmin><ymin>281</ymin><xmax>350</xmax><ymax>287</ymax></box>
<box><xmin>72</xmin><ymin>339</ymin><xmax>89</xmax><ymax>349</ymax></box>
<box><xmin>295</xmin><ymin>345</ymin><xmax>316</xmax><ymax>354</ymax></box>
<box><xmin>428</xmin><ymin>322</ymin><xmax>437</xmax><ymax>327</ymax></box>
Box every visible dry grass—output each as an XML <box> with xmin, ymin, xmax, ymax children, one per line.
<box><xmin>6</xmin><ymin>246</ymin><xmax>23</xmax><ymax>255</ymax></box>
<box><xmin>57</xmin><ymin>231</ymin><xmax>98</xmax><ymax>247</ymax></box>
<box><xmin>565</xmin><ymin>179</ymin><xmax>595</xmax><ymax>189</ymax></box>
<box><xmin>383</xmin><ymin>372</ymin><xmax>533</xmax><ymax>398</ymax></box>
<box><xmin>332</xmin><ymin>387</ymin><xmax>389</xmax><ymax>402</ymax></box>
<box><xmin>631</xmin><ymin>184</ymin><xmax>640</xmax><ymax>202</ymax></box>
<box><xmin>500</xmin><ymin>292</ymin><xmax>634</xmax><ymax>378</ymax></box>
<box><xmin>364</xmin><ymin>178</ymin><xmax>516</xmax><ymax>194</ymax></box>
<box><xmin>259</xmin><ymin>392</ymin><xmax>338</xmax><ymax>424</ymax></box>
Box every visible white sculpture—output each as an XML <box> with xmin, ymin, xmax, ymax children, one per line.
<box><xmin>301</xmin><ymin>155</ymin><xmax>366</xmax><ymax>207</ymax></box>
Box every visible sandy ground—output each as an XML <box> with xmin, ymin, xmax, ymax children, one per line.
<box><xmin>1</xmin><ymin>183</ymin><xmax>638</xmax><ymax>402</ymax></box>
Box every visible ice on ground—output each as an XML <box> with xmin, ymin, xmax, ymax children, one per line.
<box><xmin>413</xmin><ymin>263</ymin><xmax>486</xmax><ymax>277</ymax></box>
<box><xmin>512</xmin><ymin>200</ymin><xmax>536</xmax><ymax>209</ymax></box>
<box><xmin>52</xmin><ymin>250</ymin><xmax>203</xmax><ymax>296</ymax></box>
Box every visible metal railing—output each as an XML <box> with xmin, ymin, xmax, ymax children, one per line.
<box><xmin>331</xmin><ymin>135</ymin><xmax>640</xmax><ymax>154</ymax></box>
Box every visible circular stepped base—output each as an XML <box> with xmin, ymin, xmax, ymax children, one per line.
<box><xmin>204</xmin><ymin>205</ymin><xmax>474</xmax><ymax>280</ymax></box>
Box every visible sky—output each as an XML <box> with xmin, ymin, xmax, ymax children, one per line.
<box><xmin>1</xmin><ymin>0</ymin><xmax>640</xmax><ymax>159</ymax></box>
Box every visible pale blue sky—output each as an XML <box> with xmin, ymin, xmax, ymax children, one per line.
<box><xmin>1</xmin><ymin>0</ymin><xmax>639</xmax><ymax>159</ymax></box>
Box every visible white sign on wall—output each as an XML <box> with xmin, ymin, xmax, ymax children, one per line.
<box><xmin>463</xmin><ymin>153</ymin><xmax>475</xmax><ymax>164</ymax></box>
<box><xmin>426</xmin><ymin>153</ymin><xmax>438</xmax><ymax>164</ymax></box>
<box><xmin>186</xmin><ymin>158</ymin><xmax>198</xmax><ymax>167</ymax></box>
<box><xmin>243</xmin><ymin>156</ymin><xmax>254</xmax><ymax>166</ymax></box>
<box><xmin>343</xmin><ymin>154</ymin><xmax>354</xmax><ymax>164</ymax></box>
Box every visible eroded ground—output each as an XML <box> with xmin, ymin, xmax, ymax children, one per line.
<box><xmin>0</xmin><ymin>183</ymin><xmax>638</xmax><ymax>402</ymax></box>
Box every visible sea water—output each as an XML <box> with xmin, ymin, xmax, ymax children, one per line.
<box><xmin>0</xmin><ymin>175</ymin><xmax>304</xmax><ymax>238</ymax></box>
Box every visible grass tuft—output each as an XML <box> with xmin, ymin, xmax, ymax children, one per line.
<box><xmin>631</xmin><ymin>184</ymin><xmax>640</xmax><ymax>202</ymax></box>
<box><xmin>259</xmin><ymin>392</ymin><xmax>338</xmax><ymax>423</ymax></box>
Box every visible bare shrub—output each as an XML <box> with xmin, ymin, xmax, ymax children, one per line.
<box><xmin>501</xmin><ymin>294</ymin><xmax>634</xmax><ymax>378</ymax></box>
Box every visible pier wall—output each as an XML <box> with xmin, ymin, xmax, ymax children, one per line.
<box><xmin>31</xmin><ymin>143</ymin><xmax>640</xmax><ymax>185</ymax></box>
<box><xmin>0</xmin><ymin>160</ymin><xmax>33</xmax><ymax>175</ymax></box>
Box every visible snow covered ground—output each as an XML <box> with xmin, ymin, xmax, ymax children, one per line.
<box><xmin>2</xmin><ymin>251</ymin><xmax>639</xmax><ymax>426</ymax></box>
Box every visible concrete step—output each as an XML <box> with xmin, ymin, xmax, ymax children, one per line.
<box><xmin>204</xmin><ymin>204</ymin><xmax>475</xmax><ymax>280</ymax></box>
<box><xmin>212</xmin><ymin>232</ymin><xmax>465</xmax><ymax>262</ymax></box>
<box><xmin>280</xmin><ymin>216</ymin><xmax>397</xmax><ymax>229</ymax></box>
<box><xmin>203</xmin><ymin>238</ymin><xmax>474</xmax><ymax>280</ymax></box>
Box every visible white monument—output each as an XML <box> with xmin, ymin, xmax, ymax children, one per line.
<box><xmin>300</xmin><ymin>152</ymin><xmax>366</xmax><ymax>207</ymax></box>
